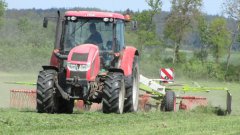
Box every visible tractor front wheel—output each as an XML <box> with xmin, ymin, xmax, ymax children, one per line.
<box><xmin>36</xmin><ymin>69</ymin><xmax>57</xmax><ymax>113</ymax></box>
<box><xmin>102</xmin><ymin>72</ymin><xmax>125</xmax><ymax>114</ymax></box>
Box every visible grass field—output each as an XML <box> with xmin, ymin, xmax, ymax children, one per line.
<box><xmin>0</xmin><ymin>72</ymin><xmax>240</xmax><ymax>134</ymax></box>
<box><xmin>0</xmin><ymin>108</ymin><xmax>240</xmax><ymax>135</ymax></box>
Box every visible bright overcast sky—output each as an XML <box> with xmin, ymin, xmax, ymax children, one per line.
<box><xmin>5</xmin><ymin>0</ymin><xmax>225</xmax><ymax>15</ymax></box>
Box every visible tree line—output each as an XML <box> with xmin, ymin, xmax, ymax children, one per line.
<box><xmin>130</xmin><ymin>0</ymin><xmax>240</xmax><ymax>81</ymax></box>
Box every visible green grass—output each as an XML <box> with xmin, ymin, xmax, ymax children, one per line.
<box><xmin>0</xmin><ymin>108</ymin><xmax>240</xmax><ymax>135</ymax></box>
<box><xmin>0</xmin><ymin>72</ymin><xmax>240</xmax><ymax>134</ymax></box>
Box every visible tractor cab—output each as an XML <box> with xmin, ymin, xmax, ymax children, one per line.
<box><xmin>59</xmin><ymin>11</ymin><xmax>127</xmax><ymax>70</ymax></box>
<box><xmin>63</xmin><ymin>16</ymin><xmax>124</xmax><ymax>53</ymax></box>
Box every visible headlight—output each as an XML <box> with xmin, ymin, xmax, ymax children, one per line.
<box><xmin>67</xmin><ymin>62</ymin><xmax>90</xmax><ymax>71</ymax></box>
<box><xmin>67</xmin><ymin>62</ymin><xmax>78</xmax><ymax>71</ymax></box>
<box><xmin>78</xmin><ymin>63</ymin><xmax>91</xmax><ymax>71</ymax></box>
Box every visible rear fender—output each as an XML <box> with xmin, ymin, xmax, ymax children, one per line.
<box><xmin>119</xmin><ymin>46</ymin><xmax>139</xmax><ymax>76</ymax></box>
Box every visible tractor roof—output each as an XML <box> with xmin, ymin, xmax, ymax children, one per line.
<box><xmin>65</xmin><ymin>11</ymin><xmax>125</xmax><ymax>20</ymax></box>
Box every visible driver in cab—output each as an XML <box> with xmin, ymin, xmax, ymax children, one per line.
<box><xmin>85</xmin><ymin>23</ymin><xmax>103</xmax><ymax>45</ymax></box>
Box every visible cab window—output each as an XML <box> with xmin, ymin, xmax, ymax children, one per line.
<box><xmin>115</xmin><ymin>20</ymin><xmax>125</xmax><ymax>51</ymax></box>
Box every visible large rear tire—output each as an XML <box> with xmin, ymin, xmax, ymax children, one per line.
<box><xmin>102</xmin><ymin>72</ymin><xmax>125</xmax><ymax>114</ymax></box>
<box><xmin>36</xmin><ymin>69</ymin><xmax>57</xmax><ymax>113</ymax></box>
<box><xmin>124</xmin><ymin>56</ymin><xmax>139</xmax><ymax>112</ymax></box>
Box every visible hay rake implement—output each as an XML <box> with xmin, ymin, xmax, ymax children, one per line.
<box><xmin>138</xmin><ymin>69</ymin><xmax>232</xmax><ymax>114</ymax></box>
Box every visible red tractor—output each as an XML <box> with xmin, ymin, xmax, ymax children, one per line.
<box><xmin>36</xmin><ymin>11</ymin><xmax>139</xmax><ymax>114</ymax></box>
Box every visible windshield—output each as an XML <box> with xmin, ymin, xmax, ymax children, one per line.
<box><xmin>63</xmin><ymin>18</ymin><xmax>113</xmax><ymax>52</ymax></box>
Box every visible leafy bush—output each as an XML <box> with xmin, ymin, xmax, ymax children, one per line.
<box><xmin>224</xmin><ymin>64</ymin><xmax>240</xmax><ymax>82</ymax></box>
<box><xmin>206</xmin><ymin>62</ymin><xmax>225</xmax><ymax>80</ymax></box>
<box><xmin>193</xmin><ymin>50</ymin><xmax>208</xmax><ymax>62</ymax></box>
<box><xmin>178</xmin><ymin>52</ymin><xmax>187</xmax><ymax>63</ymax></box>
<box><xmin>183</xmin><ymin>59</ymin><xmax>207</xmax><ymax>79</ymax></box>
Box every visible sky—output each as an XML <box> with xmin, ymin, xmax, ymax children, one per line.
<box><xmin>5</xmin><ymin>0</ymin><xmax>225</xmax><ymax>15</ymax></box>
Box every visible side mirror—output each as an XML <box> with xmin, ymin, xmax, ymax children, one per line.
<box><xmin>131</xmin><ymin>21</ymin><xmax>138</xmax><ymax>31</ymax></box>
<box><xmin>43</xmin><ymin>17</ymin><xmax>48</xmax><ymax>28</ymax></box>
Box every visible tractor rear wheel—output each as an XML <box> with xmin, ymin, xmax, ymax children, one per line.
<box><xmin>162</xmin><ymin>90</ymin><xmax>176</xmax><ymax>112</ymax></box>
<box><xmin>102</xmin><ymin>72</ymin><xmax>125</xmax><ymax>114</ymax></box>
<box><xmin>36</xmin><ymin>69</ymin><xmax>57</xmax><ymax>113</ymax></box>
<box><xmin>124</xmin><ymin>56</ymin><xmax>139</xmax><ymax>112</ymax></box>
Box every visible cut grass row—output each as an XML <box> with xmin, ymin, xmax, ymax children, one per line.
<box><xmin>0</xmin><ymin>108</ymin><xmax>240</xmax><ymax>135</ymax></box>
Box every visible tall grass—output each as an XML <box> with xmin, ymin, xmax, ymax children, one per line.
<box><xmin>0</xmin><ymin>44</ymin><xmax>52</xmax><ymax>72</ymax></box>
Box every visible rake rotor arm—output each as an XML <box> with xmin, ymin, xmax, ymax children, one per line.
<box><xmin>139</xmin><ymin>75</ymin><xmax>166</xmax><ymax>95</ymax></box>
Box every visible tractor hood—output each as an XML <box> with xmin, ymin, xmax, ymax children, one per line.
<box><xmin>66</xmin><ymin>44</ymin><xmax>100</xmax><ymax>81</ymax></box>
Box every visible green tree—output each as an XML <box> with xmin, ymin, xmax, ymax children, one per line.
<box><xmin>163</xmin><ymin>0</ymin><xmax>202</xmax><ymax>64</ymax></box>
<box><xmin>0</xmin><ymin>0</ymin><xmax>6</xmax><ymax>27</ymax></box>
<box><xmin>145</xmin><ymin>0</ymin><xmax>162</xmax><ymax>30</ymax></box>
<box><xmin>223</xmin><ymin>0</ymin><xmax>240</xmax><ymax>72</ymax></box>
<box><xmin>197</xmin><ymin>14</ymin><xmax>209</xmax><ymax>63</ymax></box>
<box><xmin>208</xmin><ymin>18</ymin><xmax>231</xmax><ymax>64</ymax></box>
<box><xmin>223</xmin><ymin>0</ymin><xmax>240</xmax><ymax>20</ymax></box>
<box><xmin>133</xmin><ymin>0</ymin><xmax>162</xmax><ymax>52</ymax></box>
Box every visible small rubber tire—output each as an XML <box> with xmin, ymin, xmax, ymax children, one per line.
<box><xmin>161</xmin><ymin>90</ymin><xmax>176</xmax><ymax>112</ymax></box>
